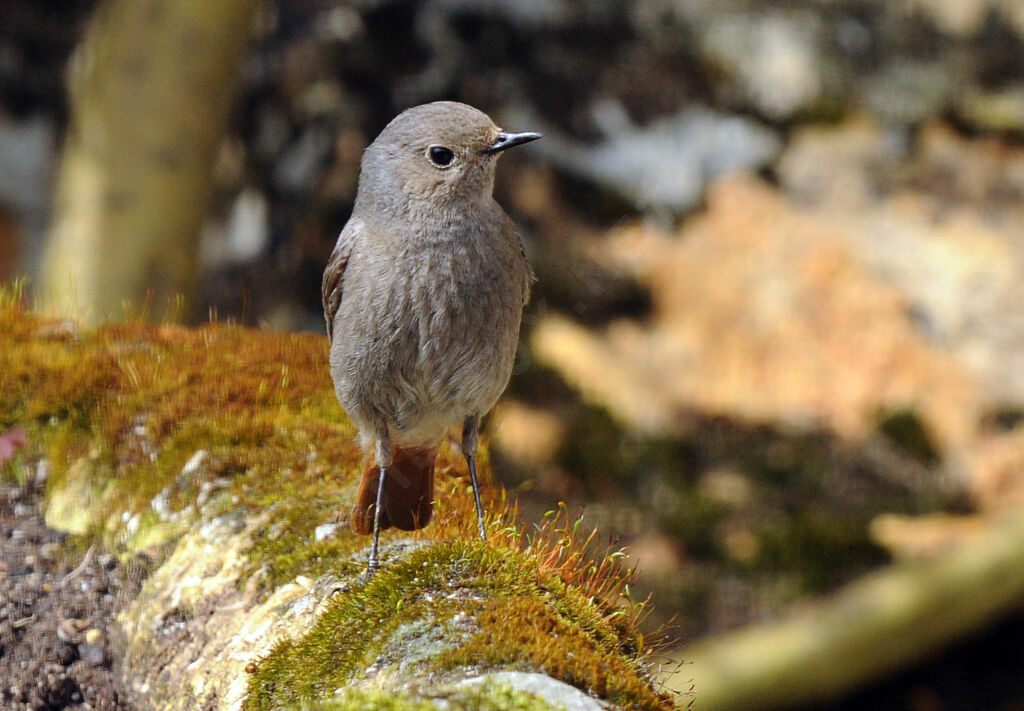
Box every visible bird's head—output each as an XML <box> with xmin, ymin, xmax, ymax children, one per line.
<box><xmin>358</xmin><ymin>101</ymin><xmax>540</xmax><ymax>209</ymax></box>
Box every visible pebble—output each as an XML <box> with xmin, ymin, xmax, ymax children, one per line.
<box><xmin>77</xmin><ymin>643</ymin><xmax>107</xmax><ymax>667</ymax></box>
<box><xmin>57</xmin><ymin>642</ymin><xmax>78</xmax><ymax>666</ymax></box>
<box><xmin>314</xmin><ymin>522</ymin><xmax>340</xmax><ymax>542</ymax></box>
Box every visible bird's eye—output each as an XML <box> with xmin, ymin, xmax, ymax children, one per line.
<box><xmin>426</xmin><ymin>145</ymin><xmax>456</xmax><ymax>168</ymax></box>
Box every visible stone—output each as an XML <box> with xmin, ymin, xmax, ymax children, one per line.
<box><xmin>77</xmin><ymin>643</ymin><xmax>106</xmax><ymax>667</ymax></box>
<box><xmin>456</xmin><ymin>671</ymin><xmax>607</xmax><ymax>711</ymax></box>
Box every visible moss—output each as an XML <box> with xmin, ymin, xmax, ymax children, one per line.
<box><xmin>1</xmin><ymin>283</ymin><xmax>668</xmax><ymax>708</ymax></box>
<box><xmin>0</xmin><ymin>283</ymin><xmax>369</xmax><ymax>586</ymax></box>
<box><xmin>245</xmin><ymin>540</ymin><xmax>669</xmax><ymax>711</ymax></box>
<box><xmin>440</xmin><ymin>596</ymin><xmax>664</xmax><ymax>709</ymax></box>
<box><xmin>303</xmin><ymin>680</ymin><xmax>562</xmax><ymax>710</ymax></box>
<box><xmin>301</xmin><ymin>690</ymin><xmax>441</xmax><ymax>711</ymax></box>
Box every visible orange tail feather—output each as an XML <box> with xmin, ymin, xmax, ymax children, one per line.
<box><xmin>350</xmin><ymin>445</ymin><xmax>437</xmax><ymax>535</ymax></box>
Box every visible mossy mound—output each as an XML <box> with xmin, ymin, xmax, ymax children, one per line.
<box><xmin>247</xmin><ymin>540</ymin><xmax>668</xmax><ymax>710</ymax></box>
<box><xmin>0</xmin><ymin>284</ymin><xmax>672</xmax><ymax>710</ymax></box>
<box><xmin>0</xmin><ymin>282</ymin><xmax>370</xmax><ymax>588</ymax></box>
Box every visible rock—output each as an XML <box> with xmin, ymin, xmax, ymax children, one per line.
<box><xmin>199</xmin><ymin>189</ymin><xmax>271</xmax><ymax>269</ymax></box>
<box><xmin>77</xmin><ymin>643</ymin><xmax>107</xmax><ymax>667</ymax></box>
<box><xmin>491</xmin><ymin>400</ymin><xmax>566</xmax><ymax>470</ymax></box>
<box><xmin>0</xmin><ymin>114</ymin><xmax>56</xmax><ymax>216</ymax></box>
<box><xmin>0</xmin><ymin>302</ymin><xmax>664</xmax><ymax>710</ymax></box>
<box><xmin>57</xmin><ymin>642</ymin><xmax>78</xmax><ymax>667</ymax></box>
<box><xmin>968</xmin><ymin>427</ymin><xmax>1024</xmax><ymax>511</ymax></box>
<box><xmin>36</xmin><ymin>672</ymin><xmax>80</xmax><ymax>708</ymax></box>
<box><xmin>271</xmin><ymin>125</ymin><xmax>334</xmax><ymax>195</ymax></box>
<box><xmin>861</xmin><ymin>60</ymin><xmax>957</xmax><ymax>126</ymax></box>
<box><xmin>44</xmin><ymin>458</ymin><xmax>106</xmax><ymax>535</ymax></box>
<box><xmin>177</xmin><ymin>450</ymin><xmax>210</xmax><ymax>487</ymax></box>
<box><xmin>456</xmin><ymin>671</ymin><xmax>607</xmax><ymax>711</ymax></box>
<box><xmin>534</xmin><ymin>160</ymin><xmax>1024</xmax><ymax>521</ymax></box>
<box><xmin>313</xmin><ymin>521</ymin><xmax>340</xmax><ymax>542</ymax></box>
<box><xmin>911</xmin><ymin>0</ymin><xmax>1022</xmax><ymax>36</ymax></box>
<box><xmin>777</xmin><ymin>117</ymin><xmax>899</xmax><ymax>209</ymax></box>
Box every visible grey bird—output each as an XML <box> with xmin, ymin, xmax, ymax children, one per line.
<box><xmin>322</xmin><ymin>101</ymin><xmax>539</xmax><ymax>573</ymax></box>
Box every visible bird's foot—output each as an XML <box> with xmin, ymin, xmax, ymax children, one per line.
<box><xmin>363</xmin><ymin>560</ymin><xmax>380</xmax><ymax>582</ymax></box>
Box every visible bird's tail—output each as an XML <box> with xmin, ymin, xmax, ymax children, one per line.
<box><xmin>350</xmin><ymin>445</ymin><xmax>437</xmax><ymax>535</ymax></box>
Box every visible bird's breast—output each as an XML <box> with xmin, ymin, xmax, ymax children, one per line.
<box><xmin>332</xmin><ymin>224</ymin><xmax>526</xmax><ymax>437</ymax></box>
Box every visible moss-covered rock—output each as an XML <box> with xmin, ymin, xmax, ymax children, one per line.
<box><xmin>246</xmin><ymin>540</ymin><xmax>665</xmax><ymax>710</ymax></box>
<box><xmin>0</xmin><ymin>285</ymin><xmax>672</xmax><ymax>710</ymax></box>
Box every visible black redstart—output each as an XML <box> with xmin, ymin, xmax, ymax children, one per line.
<box><xmin>322</xmin><ymin>101</ymin><xmax>539</xmax><ymax>573</ymax></box>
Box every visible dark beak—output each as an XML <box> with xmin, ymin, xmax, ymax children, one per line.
<box><xmin>483</xmin><ymin>131</ymin><xmax>542</xmax><ymax>154</ymax></box>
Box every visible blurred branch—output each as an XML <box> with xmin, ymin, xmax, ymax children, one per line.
<box><xmin>40</xmin><ymin>0</ymin><xmax>260</xmax><ymax>322</ymax></box>
<box><xmin>668</xmin><ymin>507</ymin><xmax>1024</xmax><ymax>710</ymax></box>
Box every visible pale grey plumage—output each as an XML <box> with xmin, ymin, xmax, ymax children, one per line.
<box><xmin>322</xmin><ymin>101</ymin><xmax>537</xmax><ymax>571</ymax></box>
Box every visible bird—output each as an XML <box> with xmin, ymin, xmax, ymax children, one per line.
<box><xmin>322</xmin><ymin>101</ymin><xmax>539</xmax><ymax>574</ymax></box>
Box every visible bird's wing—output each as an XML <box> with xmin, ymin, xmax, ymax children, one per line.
<box><xmin>321</xmin><ymin>218</ymin><xmax>360</xmax><ymax>342</ymax></box>
<box><xmin>505</xmin><ymin>214</ymin><xmax>535</xmax><ymax>307</ymax></box>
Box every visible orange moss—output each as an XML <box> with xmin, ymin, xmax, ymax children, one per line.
<box><xmin>0</xmin><ymin>284</ymin><xmax>370</xmax><ymax>585</ymax></box>
<box><xmin>442</xmin><ymin>596</ymin><xmax>671</xmax><ymax>710</ymax></box>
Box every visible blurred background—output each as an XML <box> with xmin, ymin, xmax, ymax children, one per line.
<box><xmin>2</xmin><ymin>0</ymin><xmax>1024</xmax><ymax>709</ymax></box>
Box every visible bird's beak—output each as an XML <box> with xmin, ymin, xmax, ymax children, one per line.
<box><xmin>483</xmin><ymin>131</ymin><xmax>542</xmax><ymax>154</ymax></box>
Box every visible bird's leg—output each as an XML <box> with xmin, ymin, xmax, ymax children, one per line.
<box><xmin>462</xmin><ymin>416</ymin><xmax>487</xmax><ymax>541</ymax></box>
<box><xmin>367</xmin><ymin>435</ymin><xmax>393</xmax><ymax>577</ymax></box>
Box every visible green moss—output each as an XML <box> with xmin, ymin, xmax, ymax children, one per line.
<box><xmin>245</xmin><ymin>540</ymin><xmax>669</xmax><ymax>711</ymax></box>
<box><xmin>302</xmin><ymin>680</ymin><xmax>563</xmax><ymax>711</ymax></box>
<box><xmin>0</xmin><ymin>283</ymin><xmax>376</xmax><ymax>586</ymax></box>
<box><xmin>301</xmin><ymin>690</ymin><xmax>441</xmax><ymax>711</ymax></box>
<box><xmin>440</xmin><ymin>596</ymin><xmax>662</xmax><ymax>708</ymax></box>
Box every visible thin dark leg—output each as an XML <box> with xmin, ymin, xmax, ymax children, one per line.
<box><xmin>367</xmin><ymin>463</ymin><xmax>387</xmax><ymax>575</ymax></box>
<box><xmin>462</xmin><ymin>416</ymin><xmax>486</xmax><ymax>541</ymax></box>
<box><xmin>467</xmin><ymin>454</ymin><xmax>486</xmax><ymax>541</ymax></box>
<box><xmin>366</xmin><ymin>435</ymin><xmax>392</xmax><ymax>578</ymax></box>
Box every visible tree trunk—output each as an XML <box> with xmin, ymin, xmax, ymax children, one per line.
<box><xmin>39</xmin><ymin>0</ymin><xmax>259</xmax><ymax>322</ymax></box>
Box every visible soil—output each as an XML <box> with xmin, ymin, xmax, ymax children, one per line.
<box><xmin>0</xmin><ymin>475</ymin><xmax>134</xmax><ymax>711</ymax></box>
